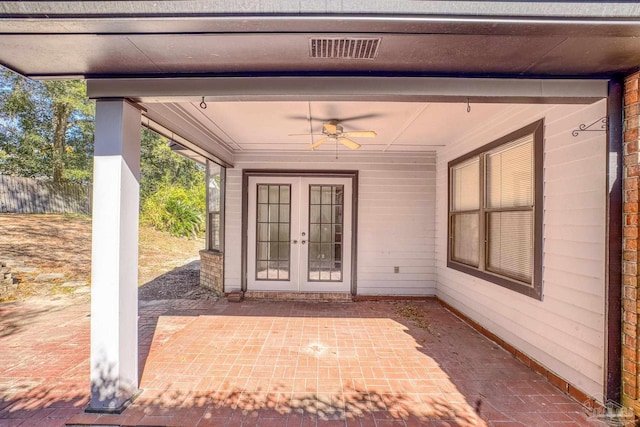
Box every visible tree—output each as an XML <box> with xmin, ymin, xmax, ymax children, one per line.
<box><xmin>140</xmin><ymin>129</ymin><xmax>204</xmax><ymax>198</ymax></box>
<box><xmin>0</xmin><ymin>69</ymin><xmax>94</xmax><ymax>183</ymax></box>
<box><xmin>139</xmin><ymin>129</ymin><xmax>206</xmax><ymax>238</ymax></box>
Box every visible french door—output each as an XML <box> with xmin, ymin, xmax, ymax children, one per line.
<box><xmin>247</xmin><ymin>176</ymin><xmax>352</xmax><ymax>293</ymax></box>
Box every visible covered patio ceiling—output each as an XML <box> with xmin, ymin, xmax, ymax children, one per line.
<box><xmin>136</xmin><ymin>99</ymin><xmax>605</xmax><ymax>164</ymax></box>
<box><xmin>84</xmin><ymin>76</ymin><xmax>608</xmax><ymax>166</ymax></box>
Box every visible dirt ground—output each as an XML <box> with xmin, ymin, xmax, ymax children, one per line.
<box><xmin>0</xmin><ymin>213</ymin><xmax>216</xmax><ymax>301</ymax></box>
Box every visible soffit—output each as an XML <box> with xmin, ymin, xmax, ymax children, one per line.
<box><xmin>0</xmin><ymin>14</ymin><xmax>640</xmax><ymax>77</ymax></box>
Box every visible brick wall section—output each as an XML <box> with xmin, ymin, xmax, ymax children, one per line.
<box><xmin>623</xmin><ymin>71</ymin><xmax>640</xmax><ymax>409</ymax></box>
<box><xmin>199</xmin><ymin>250</ymin><xmax>224</xmax><ymax>295</ymax></box>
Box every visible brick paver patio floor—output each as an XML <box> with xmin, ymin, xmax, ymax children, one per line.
<box><xmin>0</xmin><ymin>296</ymin><xmax>607</xmax><ymax>426</ymax></box>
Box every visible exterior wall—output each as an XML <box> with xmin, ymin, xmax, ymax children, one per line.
<box><xmin>435</xmin><ymin>101</ymin><xmax>608</xmax><ymax>400</ymax></box>
<box><xmin>224</xmin><ymin>152</ymin><xmax>436</xmax><ymax>296</ymax></box>
<box><xmin>200</xmin><ymin>250</ymin><xmax>224</xmax><ymax>295</ymax></box>
<box><xmin>622</xmin><ymin>72</ymin><xmax>640</xmax><ymax>411</ymax></box>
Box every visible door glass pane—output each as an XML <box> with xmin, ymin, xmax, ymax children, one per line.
<box><xmin>258</xmin><ymin>186</ymin><xmax>269</xmax><ymax>203</ymax></box>
<box><xmin>310</xmin><ymin>224</ymin><xmax>320</xmax><ymax>242</ymax></box>
<box><xmin>257</xmin><ymin>261</ymin><xmax>268</xmax><ymax>279</ymax></box>
<box><xmin>280</xmin><ymin>186</ymin><xmax>290</xmax><ymax>203</ymax></box>
<box><xmin>267</xmin><ymin>261</ymin><xmax>279</xmax><ymax>279</ymax></box>
<box><xmin>255</xmin><ymin>184</ymin><xmax>291</xmax><ymax>281</ymax></box>
<box><xmin>279</xmin><ymin>205</ymin><xmax>290</xmax><ymax>223</ymax></box>
<box><xmin>310</xmin><ymin>186</ymin><xmax>321</xmax><ymax>204</ymax></box>
<box><xmin>321</xmin><ymin>187</ymin><xmax>332</xmax><ymax>204</ymax></box>
<box><xmin>334</xmin><ymin>244</ymin><xmax>342</xmax><ymax>261</ymax></box>
<box><xmin>451</xmin><ymin>213</ymin><xmax>479</xmax><ymax>266</ymax></box>
<box><xmin>278</xmin><ymin>242</ymin><xmax>290</xmax><ymax>261</ymax></box>
<box><xmin>321</xmin><ymin>205</ymin><xmax>331</xmax><ymax>222</ymax></box>
<box><xmin>269</xmin><ymin>205</ymin><xmax>280</xmax><ymax>222</ymax></box>
<box><xmin>310</xmin><ymin>205</ymin><xmax>320</xmax><ymax>223</ymax></box>
<box><xmin>321</xmin><ymin>224</ymin><xmax>331</xmax><ymax>242</ymax></box>
<box><xmin>334</xmin><ymin>187</ymin><xmax>343</xmax><ymax>204</ymax></box>
<box><xmin>257</xmin><ymin>242</ymin><xmax>269</xmax><ymax>261</ymax></box>
<box><xmin>257</xmin><ymin>223</ymin><xmax>268</xmax><ymax>241</ymax></box>
<box><xmin>308</xmin><ymin>185</ymin><xmax>344</xmax><ymax>282</ymax></box>
<box><xmin>258</xmin><ymin>205</ymin><xmax>269</xmax><ymax>222</ymax></box>
<box><xmin>333</xmin><ymin>205</ymin><xmax>342</xmax><ymax>223</ymax></box>
<box><xmin>309</xmin><ymin>242</ymin><xmax>319</xmax><ymax>260</ymax></box>
<box><xmin>278</xmin><ymin>223</ymin><xmax>290</xmax><ymax>242</ymax></box>
<box><xmin>278</xmin><ymin>262</ymin><xmax>289</xmax><ymax>280</ymax></box>
<box><xmin>269</xmin><ymin>186</ymin><xmax>280</xmax><ymax>204</ymax></box>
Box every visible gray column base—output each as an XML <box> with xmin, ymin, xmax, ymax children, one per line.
<box><xmin>85</xmin><ymin>389</ymin><xmax>142</xmax><ymax>414</ymax></box>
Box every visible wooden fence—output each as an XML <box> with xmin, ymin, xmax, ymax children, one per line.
<box><xmin>0</xmin><ymin>175</ymin><xmax>91</xmax><ymax>214</ymax></box>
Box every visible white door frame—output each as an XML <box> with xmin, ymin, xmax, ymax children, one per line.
<box><xmin>242</xmin><ymin>170</ymin><xmax>358</xmax><ymax>295</ymax></box>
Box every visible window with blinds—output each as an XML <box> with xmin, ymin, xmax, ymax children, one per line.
<box><xmin>450</xmin><ymin>158</ymin><xmax>480</xmax><ymax>266</ymax></box>
<box><xmin>207</xmin><ymin>161</ymin><xmax>225</xmax><ymax>252</ymax></box>
<box><xmin>447</xmin><ymin>120</ymin><xmax>543</xmax><ymax>300</ymax></box>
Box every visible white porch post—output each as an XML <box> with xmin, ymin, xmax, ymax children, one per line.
<box><xmin>88</xmin><ymin>99</ymin><xmax>141</xmax><ymax>412</ymax></box>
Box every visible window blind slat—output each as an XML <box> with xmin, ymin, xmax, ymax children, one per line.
<box><xmin>487</xmin><ymin>211</ymin><xmax>532</xmax><ymax>283</ymax></box>
<box><xmin>486</xmin><ymin>136</ymin><xmax>533</xmax><ymax>209</ymax></box>
<box><xmin>452</xmin><ymin>158</ymin><xmax>479</xmax><ymax>211</ymax></box>
<box><xmin>452</xmin><ymin>213</ymin><xmax>479</xmax><ymax>266</ymax></box>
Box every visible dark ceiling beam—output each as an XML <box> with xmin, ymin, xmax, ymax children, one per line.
<box><xmin>88</xmin><ymin>76</ymin><xmax>608</xmax><ymax>104</ymax></box>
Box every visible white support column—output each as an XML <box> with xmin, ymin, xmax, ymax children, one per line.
<box><xmin>88</xmin><ymin>99</ymin><xmax>141</xmax><ymax>412</ymax></box>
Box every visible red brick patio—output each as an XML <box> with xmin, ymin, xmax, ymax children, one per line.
<box><xmin>0</xmin><ymin>296</ymin><xmax>607</xmax><ymax>426</ymax></box>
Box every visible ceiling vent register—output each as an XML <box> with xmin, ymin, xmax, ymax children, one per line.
<box><xmin>309</xmin><ymin>38</ymin><xmax>381</xmax><ymax>60</ymax></box>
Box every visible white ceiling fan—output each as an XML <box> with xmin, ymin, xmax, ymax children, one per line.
<box><xmin>289</xmin><ymin>119</ymin><xmax>377</xmax><ymax>150</ymax></box>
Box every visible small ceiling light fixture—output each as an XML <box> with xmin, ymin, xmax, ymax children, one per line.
<box><xmin>200</xmin><ymin>97</ymin><xmax>207</xmax><ymax>110</ymax></box>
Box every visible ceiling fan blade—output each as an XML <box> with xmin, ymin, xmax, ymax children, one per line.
<box><xmin>288</xmin><ymin>133</ymin><xmax>324</xmax><ymax>136</ymax></box>
<box><xmin>337</xmin><ymin>113</ymin><xmax>383</xmax><ymax>122</ymax></box>
<box><xmin>339</xmin><ymin>137</ymin><xmax>361</xmax><ymax>150</ymax></box>
<box><xmin>310</xmin><ymin>138</ymin><xmax>329</xmax><ymax>149</ymax></box>
<box><xmin>341</xmin><ymin>131</ymin><xmax>377</xmax><ymax>138</ymax></box>
<box><xmin>289</xmin><ymin>113</ymin><xmax>381</xmax><ymax>121</ymax></box>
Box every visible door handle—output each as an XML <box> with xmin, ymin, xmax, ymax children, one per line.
<box><xmin>292</xmin><ymin>240</ymin><xmax>298</xmax><ymax>244</ymax></box>
<box><xmin>301</xmin><ymin>240</ymin><xmax>306</xmax><ymax>245</ymax></box>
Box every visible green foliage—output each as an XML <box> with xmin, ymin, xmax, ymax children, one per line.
<box><xmin>0</xmin><ymin>68</ymin><xmax>94</xmax><ymax>183</ymax></box>
<box><xmin>139</xmin><ymin>129</ymin><xmax>206</xmax><ymax>238</ymax></box>
<box><xmin>140</xmin><ymin>129</ymin><xmax>205</xmax><ymax>198</ymax></box>
<box><xmin>140</xmin><ymin>184</ymin><xmax>206</xmax><ymax>239</ymax></box>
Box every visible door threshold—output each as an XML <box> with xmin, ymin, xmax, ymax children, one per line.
<box><xmin>243</xmin><ymin>291</ymin><xmax>353</xmax><ymax>302</ymax></box>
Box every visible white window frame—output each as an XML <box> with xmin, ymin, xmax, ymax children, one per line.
<box><xmin>447</xmin><ymin>119</ymin><xmax>544</xmax><ymax>300</ymax></box>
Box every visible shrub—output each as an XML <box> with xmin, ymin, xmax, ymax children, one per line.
<box><xmin>141</xmin><ymin>184</ymin><xmax>205</xmax><ymax>238</ymax></box>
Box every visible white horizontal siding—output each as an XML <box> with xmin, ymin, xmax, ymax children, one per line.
<box><xmin>435</xmin><ymin>100</ymin><xmax>607</xmax><ymax>399</ymax></box>
<box><xmin>224</xmin><ymin>152</ymin><xmax>436</xmax><ymax>296</ymax></box>
<box><xmin>222</xmin><ymin>168</ymin><xmax>243</xmax><ymax>291</ymax></box>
